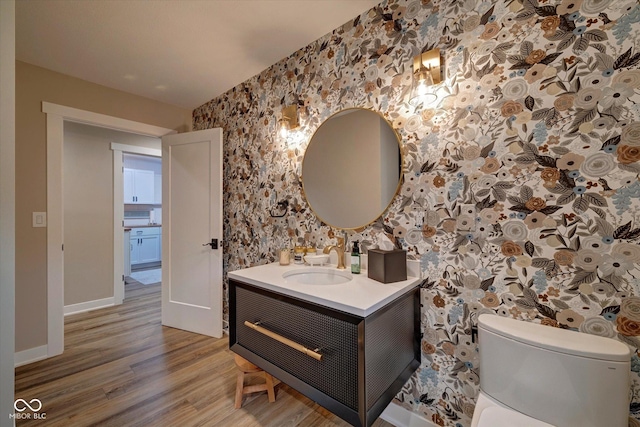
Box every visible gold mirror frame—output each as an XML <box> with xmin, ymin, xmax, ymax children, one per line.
<box><xmin>301</xmin><ymin>108</ymin><xmax>404</xmax><ymax>230</ymax></box>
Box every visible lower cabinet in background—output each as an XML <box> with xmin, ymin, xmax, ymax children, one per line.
<box><xmin>124</xmin><ymin>230</ymin><xmax>131</xmax><ymax>276</ymax></box>
<box><xmin>229</xmin><ymin>279</ymin><xmax>420</xmax><ymax>427</ymax></box>
<box><xmin>130</xmin><ymin>227</ymin><xmax>161</xmax><ymax>266</ymax></box>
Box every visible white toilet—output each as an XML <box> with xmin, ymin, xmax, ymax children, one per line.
<box><xmin>471</xmin><ymin>314</ymin><xmax>632</xmax><ymax>427</ymax></box>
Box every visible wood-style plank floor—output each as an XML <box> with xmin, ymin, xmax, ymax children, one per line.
<box><xmin>15</xmin><ymin>281</ymin><xmax>394</xmax><ymax>427</ymax></box>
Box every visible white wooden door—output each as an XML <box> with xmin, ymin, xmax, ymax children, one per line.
<box><xmin>161</xmin><ymin>128</ymin><xmax>223</xmax><ymax>338</ymax></box>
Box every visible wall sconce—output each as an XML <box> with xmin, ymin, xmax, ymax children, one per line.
<box><xmin>277</xmin><ymin>105</ymin><xmax>300</xmax><ymax>141</ymax></box>
<box><xmin>409</xmin><ymin>48</ymin><xmax>442</xmax><ymax>109</ymax></box>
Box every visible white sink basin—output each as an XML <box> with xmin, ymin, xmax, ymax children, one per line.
<box><xmin>282</xmin><ymin>267</ymin><xmax>352</xmax><ymax>285</ymax></box>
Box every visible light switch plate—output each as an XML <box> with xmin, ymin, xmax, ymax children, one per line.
<box><xmin>33</xmin><ymin>212</ymin><xmax>47</xmax><ymax>228</ymax></box>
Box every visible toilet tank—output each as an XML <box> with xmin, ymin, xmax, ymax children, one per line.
<box><xmin>478</xmin><ymin>314</ymin><xmax>631</xmax><ymax>427</ymax></box>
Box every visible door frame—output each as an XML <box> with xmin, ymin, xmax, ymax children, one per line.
<box><xmin>43</xmin><ymin>101</ymin><xmax>173</xmax><ymax>357</ymax></box>
<box><xmin>110</xmin><ymin>143</ymin><xmax>161</xmax><ymax>306</ymax></box>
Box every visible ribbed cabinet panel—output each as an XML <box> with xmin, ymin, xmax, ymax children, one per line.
<box><xmin>235</xmin><ymin>285</ymin><xmax>359</xmax><ymax>410</ymax></box>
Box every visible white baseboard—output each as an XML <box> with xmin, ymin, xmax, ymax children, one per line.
<box><xmin>14</xmin><ymin>345</ymin><xmax>49</xmax><ymax>367</ymax></box>
<box><xmin>380</xmin><ymin>401</ymin><xmax>436</xmax><ymax>427</ymax></box>
<box><xmin>64</xmin><ymin>297</ymin><xmax>114</xmax><ymax>316</ymax></box>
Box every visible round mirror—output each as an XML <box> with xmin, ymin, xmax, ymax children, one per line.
<box><xmin>302</xmin><ymin>108</ymin><xmax>403</xmax><ymax>230</ymax></box>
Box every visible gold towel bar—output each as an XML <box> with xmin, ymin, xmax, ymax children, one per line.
<box><xmin>244</xmin><ymin>321</ymin><xmax>323</xmax><ymax>361</ymax></box>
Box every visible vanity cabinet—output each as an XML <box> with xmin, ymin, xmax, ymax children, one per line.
<box><xmin>229</xmin><ymin>279</ymin><xmax>420</xmax><ymax>427</ymax></box>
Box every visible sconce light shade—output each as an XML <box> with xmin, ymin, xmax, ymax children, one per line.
<box><xmin>277</xmin><ymin>105</ymin><xmax>300</xmax><ymax>142</ymax></box>
<box><xmin>409</xmin><ymin>48</ymin><xmax>442</xmax><ymax>109</ymax></box>
<box><xmin>410</xmin><ymin>68</ymin><xmax>436</xmax><ymax>107</ymax></box>
<box><xmin>277</xmin><ymin>118</ymin><xmax>290</xmax><ymax>139</ymax></box>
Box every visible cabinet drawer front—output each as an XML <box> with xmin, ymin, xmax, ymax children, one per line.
<box><xmin>130</xmin><ymin>227</ymin><xmax>161</xmax><ymax>236</ymax></box>
<box><xmin>235</xmin><ymin>285</ymin><xmax>359</xmax><ymax>411</ymax></box>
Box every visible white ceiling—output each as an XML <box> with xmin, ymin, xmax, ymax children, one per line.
<box><xmin>16</xmin><ymin>0</ymin><xmax>381</xmax><ymax>109</ymax></box>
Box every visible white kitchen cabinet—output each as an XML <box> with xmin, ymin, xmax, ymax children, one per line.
<box><xmin>124</xmin><ymin>230</ymin><xmax>131</xmax><ymax>276</ymax></box>
<box><xmin>124</xmin><ymin>168</ymin><xmax>155</xmax><ymax>204</ymax></box>
<box><xmin>154</xmin><ymin>173</ymin><xmax>162</xmax><ymax>204</ymax></box>
<box><xmin>138</xmin><ymin>235</ymin><xmax>160</xmax><ymax>263</ymax></box>
<box><xmin>130</xmin><ymin>227</ymin><xmax>161</xmax><ymax>265</ymax></box>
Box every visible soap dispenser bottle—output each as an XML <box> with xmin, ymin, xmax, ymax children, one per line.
<box><xmin>351</xmin><ymin>241</ymin><xmax>361</xmax><ymax>274</ymax></box>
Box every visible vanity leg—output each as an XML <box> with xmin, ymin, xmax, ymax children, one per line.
<box><xmin>265</xmin><ymin>372</ymin><xmax>276</xmax><ymax>402</ymax></box>
<box><xmin>235</xmin><ymin>370</ymin><xmax>245</xmax><ymax>409</ymax></box>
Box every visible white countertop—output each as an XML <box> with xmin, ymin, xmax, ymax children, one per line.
<box><xmin>228</xmin><ymin>262</ymin><xmax>420</xmax><ymax>317</ymax></box>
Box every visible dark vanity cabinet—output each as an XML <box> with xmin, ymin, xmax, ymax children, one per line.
<box><xmin>229</xmin><ymin>279</ymin><xmax>420</xmax><ymax>427</ymax></box>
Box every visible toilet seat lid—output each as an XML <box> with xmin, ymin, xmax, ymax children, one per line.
<box><xmin>477</xmin><ymin>407</ymin><xmax>555</xmax><ymax>427</ymax></box>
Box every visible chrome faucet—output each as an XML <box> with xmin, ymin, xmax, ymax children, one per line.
<box><xmin>323</xmin><ymin>237</ymin><xmax>346</xmax><ymax>269</ymax></box>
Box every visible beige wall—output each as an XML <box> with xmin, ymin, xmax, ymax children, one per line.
<box><xmin>63</xmin><ymin>122</ymin><xmax>160</xmax><ymax>306</ymax></box>
<box><xmin>1</xmin><ymin>0</ymin><xmax>16</xmax><ymax>422</ymax></box>
<box><xmin>16</xmin><ymin>61</ymin><xmax>191</xmax><ymax>352</ymax></box>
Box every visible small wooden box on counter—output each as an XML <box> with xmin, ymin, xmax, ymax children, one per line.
<box><xmin>367</xmin><ymin>249</ymin><xmax>407</xmax><ymax>283</ymax></box>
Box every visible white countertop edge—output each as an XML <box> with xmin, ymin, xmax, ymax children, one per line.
<box><xmin>228</xmin><ymin>263</ymin><xmax>421</xmax><ymax>317</ymax></box>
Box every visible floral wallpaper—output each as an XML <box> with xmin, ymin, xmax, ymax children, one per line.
<box><xmin>193</xmin><ymin>0</ymin><xmax>640</xmax><ymax>425</ymax></box>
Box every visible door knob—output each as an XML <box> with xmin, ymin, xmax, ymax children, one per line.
<box><xmin>202</xmin><ymin>238</ymin><xmax>218</xmax><ymax>249</ymax></box>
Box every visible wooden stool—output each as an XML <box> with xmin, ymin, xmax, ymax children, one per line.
<box><xmin>234</xmin><ymin>354</ymin><xmax>276</xmax><ymax>409</ymax></box>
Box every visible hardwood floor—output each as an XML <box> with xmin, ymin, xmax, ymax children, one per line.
<box><xmin>15</xmin><ymin>281</ymin><xmax>394</xmax><ymax>427</ymax></box>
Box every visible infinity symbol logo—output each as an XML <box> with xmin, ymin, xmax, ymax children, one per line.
<box><xmin>14</xmin><ymin>398</ymin><xmax>42</xmax><ymax>412</ymax></box>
